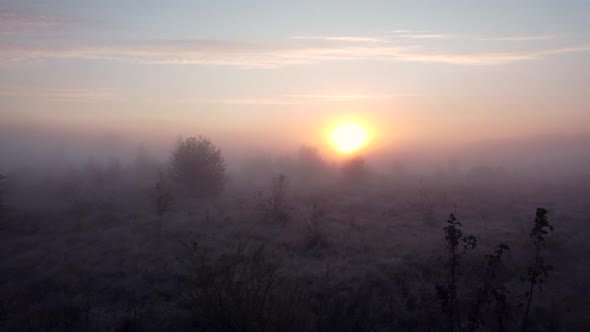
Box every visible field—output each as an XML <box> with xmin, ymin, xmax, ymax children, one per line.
<box><xmin>1</xmin><ymin>161</ymin><xmax>589</xmax><ymax>331</ymax></box>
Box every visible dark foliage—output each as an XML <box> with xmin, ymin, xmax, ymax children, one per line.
<box><xmin>467</xmin><ymin>243</ymin><xmax>511</xmax><ymax>332</ymax></box>
<box><xmin>435</xmin><ymin>208</ymin><xmax>556</xmax><ymax>332</ymax></box>
<box><xmin>438</xmin><ymin>213</ymin><xmax>477</xmax><ymax>332</ymax></box>
<box><xmin>170</xmin><ymin>137</ymin><xmax>226</xmax><ymax>198</ymax></box>
<box><xmin>521</xmin><ymin>208</ymin><xmax>554</xmax><ymax>332</ymax></box>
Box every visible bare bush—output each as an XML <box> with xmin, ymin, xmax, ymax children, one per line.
<box><xmin>258</xmin><ymin>174</ymin><xmax>290</xmax><ymax>224</ymax></box>
<box><xmin>305</xmin><ymin>202</ymin><xmax>328</xmax><ymax>249</ymax></box>
<box><xmin>170</xmin><ymin>136</ymin><xmax>225</xmax><ymax>199</ymax></box>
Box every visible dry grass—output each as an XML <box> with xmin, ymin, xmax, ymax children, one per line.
<box><xmin>0</xmin><ymin>167</ymin><xmax>588</xmax><ymax>331</ymax></box>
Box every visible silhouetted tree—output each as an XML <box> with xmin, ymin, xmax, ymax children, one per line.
<box><xmin>170</xmin><ymin>136</ymin><xmax>226</xmax><ymax>198</ymax></box>
<box><xmin>341</xmin><ymin>156</ymin><xmax>368</xmax><ymax>185</ymax></box>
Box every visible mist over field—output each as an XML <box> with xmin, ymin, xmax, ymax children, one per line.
<box><xmin>2</xmin><ymin>1</ymin><xmax>590</xmax><ymax>331</ymax></box>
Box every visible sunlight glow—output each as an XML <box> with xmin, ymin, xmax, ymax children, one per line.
<box><xmin>330</xmin><ymin>122</ymin><xmax>371</xmax><ymax>154</ymax></box>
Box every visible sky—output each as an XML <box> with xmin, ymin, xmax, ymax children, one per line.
<box><xmin>1</xmin><ymin>0</ymin><xmax>590</xmax><ymax>162</ymax></box>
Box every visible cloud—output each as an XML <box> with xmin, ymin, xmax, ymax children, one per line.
<box><xmin>0</xmin><ymin>41</ymin><xmax>417</xmax><ymax>68</ymax></box>
<box><xmin>285</xmin><ymin>93</ymin><xmax>421</xmax><ymax>100</ymax></box>
<box><xmin>174</xmin><ymin>92</ymin><xmax>420</xmax><ymax>105</ymax></box>
<box><xmin>0</xmin><ymin>85</ymin><xmax>114</xmax><ymax>100</ymax></box>
<box><xmin>0</xmin><ymin>10</ymin><xmax>68</xmax><ymax>34</ymax></box>
<box><xmin>290</xmin><ymin>36</ymin><xmax>388</xmax><ymax>43</ymax></box>
<box><xmin>396</xmin><ymin>46</ymin><xmax>590</xmax><ymax>65</ymax></box>
<box><xmin>389</xmin><ymin>29</ymin><xmax>412</xmax><ymax>34</ymax></box>
<box><xmin>1</xmin><ymin>36</ymin><xmax>588</xmax><ymax>68</ymax></box>
<box><xmin>0</xmin><ymin>84</ymin><xmax>419</xmax><ymax>104</ymax></box>
<box><xmin>475</xmin><ymin>35</ymin><xmax>556</xmax><ymax>41</ymax></box>
<box><xmin>174</xmin><ymin>98</ymin><xmax>303</xmax><ymax>105</ymax></box>
<box><xmin>398</xmin><ymin>33</ymin><xmax>457</xmax><ymax>39</ymax></box>
<box><xmin>390</xmin><ymin>29</ymin><xmax>556</xmax><ymax>42</ymax></box>
<box><xmin>388</xmin><ymin>29</ymin><xmax>457</xmax><ymax>39</ymax></box>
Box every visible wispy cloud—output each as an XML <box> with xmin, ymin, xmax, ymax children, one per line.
<box><xmin>1</xmin><ymin>35</ymin><xmax>588</xmax><ymax>68</ymax></box>
<box><xmin>390</xmin><ymin>29</ymin><xmax>556</xmax><ymax>42</ymax></box>
<box><xmin>0</xmin><ymin>41</ymin><xmax>416</xmax><ymax>68</ymax></box>
<box><xmin>0</xmin><ymin>10</ymin><xmax>69</xmax><ymax>34</ymax></box>
<box><xmin>395</xmin><ymin>46</ymin><xmax>590</xmax><ymax>65</ymax></box>
<box><xmin>174</xmin><ymin>92</ymin><xmax>420</xmax><ymax>105</ymax></box>
<box><xmin>285</xmin><ymin>93</ymin><xmax>421</xmax><ymax>100</ymax></box>
<box><xmin>174</xmin><ymin>98</ymin><xmax>303</xmax><ymax>105</ymax></box>
<box><xmin>398</xmin><ymin>33</ymin><xmax>457</xmax><ymax>40</ymax></box>
<box><xmin>290</xmin><ymin>36</ymin><xmax>388</xmax><ymax>43</ymax></box>
<box><xmin>0</xmin><ymin>85</ymin><xmax>114</xmax><ymax>100</ymax></box>
<box><xmin>389</xmin><ymin>29</ymin><xmax>412</xmax><ymax>34</ymax></box>
<box><xmin>475</xmin><ymin>35</ymin><xmax>556</xmax><ymax>41</ymax></box>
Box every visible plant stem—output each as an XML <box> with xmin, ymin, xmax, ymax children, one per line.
<box><xmin>522</xmin><ymin>244</ymin><xmax>540</xmax><ymax>332</ymax></box>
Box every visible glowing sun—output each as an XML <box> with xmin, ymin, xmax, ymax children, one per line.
<box><xmin>330</xmin><ymin>122</ymin><xmax>371</xmax><ymax>154</ymax></box>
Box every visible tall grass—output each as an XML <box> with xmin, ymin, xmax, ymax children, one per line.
<box><xmin>178</xmin><ymin>241</ymin><xmax>307</xmax><ymax>332</ymax></box>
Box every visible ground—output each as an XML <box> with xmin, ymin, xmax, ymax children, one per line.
<box><xmin>1</xmin><ymin>170</ymin><xmax>589</xmax><ymax>331</ymax></box>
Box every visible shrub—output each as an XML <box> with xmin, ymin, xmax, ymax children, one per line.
<box><xmin>304</xmin><ymin>202</ymin><xmax>328</xmax><ymax>249</ymax></box>
<box><xmin>437</xmin><ymin>213</ymin><xmax>477</xmax><ymax>332</ymax></box>
<box><xmin>521</xmin><ymin>208</ymin><xmax>554</xmax><ymax>332</ymax></box>
<box><xmin>435</xmin><ymin>208</ymin><xmax>556</xmax><ymax>332</ymax></box>
<box><xmin>258</xmin><ymin>174</ymin><xmax>291</xmax><ymax>224</ymax></box>
<box><xmin>467</xmin><ymin>243</ymin><xmax>510</xmax><ymax>332</ymax></box>
<box><xmin>170</xmin><ymin>136</ymin><xmax>226</xmax><ymax>199</ymax></box>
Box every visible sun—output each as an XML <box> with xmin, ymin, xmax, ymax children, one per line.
<box><xmin>330</xmin><ymin>122</ymin><xmax>371</xmax><ymax>154</ymax></box>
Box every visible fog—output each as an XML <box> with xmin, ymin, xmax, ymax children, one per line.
<box><xmin>1</xmin><ymin>121</ymin><xmax>590</xmax><ymax>330</ymax></box>
<box><xmin>2</xmin><ymin>122</ymin><xmax>590</xmax><ymax>178</ymax></box>
<box><xmin>2</xmin><ymin>1</ymin><xmax>590</xmax><ymax>331</ymax></box>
